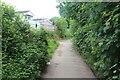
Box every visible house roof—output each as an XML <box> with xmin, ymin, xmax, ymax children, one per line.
<box><xmin>16</xmin><ymin>10</ymin><xmax>34</xmax><ymax>17</ymax></box>
<box><xmin>17</xmin><ymin>10</ymin><xmax>29</xmax><ymax>13</ymax></box>
<box><xmin>33</xmin><ymin>18</ymin><xmax>43</xmax><ymax>21</ymax></box>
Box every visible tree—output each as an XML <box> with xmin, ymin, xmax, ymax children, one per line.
<box><xmin>50</xmin><ymin>17</ymin><xmax>67</xmax><ymax>38</ymax></box>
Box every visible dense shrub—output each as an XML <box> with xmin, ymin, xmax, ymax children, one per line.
<box><xmin>58</xmin><ymin>2</ymin><xmax>120</xmax><ymax>79</ymax></box>
<box><xmin>2</xmin><ymin>2</ymin><xmax>58</xmax><ymax>79</ymax></box>
<box><xmin>50</xmin><ymin>17</ymin><xmax>71</xmax><ymax>39</ymax></box>
<box><xmin>46</xmin><ymin>30</ymin><xmax>58</xmax><ymax>39</ymax></box>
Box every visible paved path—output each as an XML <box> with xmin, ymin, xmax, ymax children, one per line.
<box><xmin>42</xmin><ymin>40</ymin><xmax>95</xmax><ymax>78</ymax></box>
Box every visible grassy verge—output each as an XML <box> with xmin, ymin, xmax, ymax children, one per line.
<box><xmin>47</xmin><ymin>39</ymin><xmax>58</xmax><ymax>61</ymax></box>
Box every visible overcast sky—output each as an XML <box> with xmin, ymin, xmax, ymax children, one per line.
<box><xmin>1</xmin><ymin>0</ymin><xmax>60</xmax><ymax>19</ymax></box>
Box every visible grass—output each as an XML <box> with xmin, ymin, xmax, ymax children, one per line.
<box><xmin>47</xmin><ymin>39</ymin><xmax>58</xmax><ymax>60</ymax></box>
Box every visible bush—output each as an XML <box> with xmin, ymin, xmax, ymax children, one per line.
<box><xmin>2</xmin><ymin>2</ymin><xmax>58</xmax><ymax>79</ymax></box>
<box><xmin>50</xmin><ymin>17</ymin><xmax>71</xmax><ymax>39</ymax></box>
<box><xmin>58</xmin><ymin>2</ymin><xmax>120</xmax><ymax>79</ymax></box>
<box><xmin>47</xmin><ymin>39</ymin><xmax>58</xmax><ymax>60</ymax></box>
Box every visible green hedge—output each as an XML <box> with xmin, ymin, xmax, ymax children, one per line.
<box><xmin>2</xmin><ymin>2</ymin><xmax>58</xmax><ymax>79</ymax></box>
<box><xmin>58</xmin><ymin>2</ymin><xmax>120</xmax><ymax>79</ymax></box>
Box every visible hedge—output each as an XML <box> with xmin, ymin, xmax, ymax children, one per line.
<box><xmin>2</xmin><ymin>2</ymin><xmax>58</xmax><ymax>79</ymax></box>
<box><xmin>58</xmin><ymin>2</ymin><xmax>120</xmax><ymax>79</ymax></box>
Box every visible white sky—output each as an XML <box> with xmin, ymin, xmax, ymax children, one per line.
<box><xmin>1</xmin><ymin>0</ymin><xmax>60</xmax><ymax>19</ymax></box>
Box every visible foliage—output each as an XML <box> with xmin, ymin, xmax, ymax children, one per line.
<box><xmin>58</xmin><ymin>2</ymin><xmax>120</xmax><ymax>79</ymax></box>
<box><xmin>2</xmin><ymin>2</ymin><xmax>58</xmax><ymax>79</ymax></box>
<box><xmin>50</xmin><ymin>17</ymin><xmax>71</xmax><ymax>39</ymax></box>
<box><xmin>46</xmin><ymin>29</ymin><xmax>58</xmax><ymax>39</ymax></box>
<box><xmin>47</xmin><ymin>39</ymin><xmax>58</xmax><ymax>60</ymax></box>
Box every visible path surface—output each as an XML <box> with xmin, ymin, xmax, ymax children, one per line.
<box><xmin>42</xmin><ymin>40</ymin><xmax>95</xmax><ymax>78</ymax></box>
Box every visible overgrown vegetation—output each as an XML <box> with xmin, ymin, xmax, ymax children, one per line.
<box><xmin>2</xmin><ymin>2</ymin><xmax>58</xmax><ymax>79</ymax></box>
<box><xmin>58</xmin><ymin>2</ymin><xmax>120</xmax><ymax>79</ymax></box>
<box><xmin>50</xmin><ymin>17</ymin><xmax>71</xmax><ymax>39</ymax></box>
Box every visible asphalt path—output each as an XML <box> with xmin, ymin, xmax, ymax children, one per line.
<box><xmin>42</xmin><ymin>40</ymin><xmax>96</xmax><ymax>78</ymax></box>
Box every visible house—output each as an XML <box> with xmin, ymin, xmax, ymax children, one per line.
<box><xmin>32</xmin><ymin>18</ymin><xmax>42</xmax><ymax>28</ymax></box>
<box><xmin>39</xmin><ymin>18</ymin><xmax>56</xmax><ymax>31</ymax></box>
<box><xmin>16</xmin><ymin>10</ymin><xmax>56</xmax><ymax>31</ymax></box>
<box><xmin>32</xmin><ymin>18</ymin><xmax>56</xmax><ymax>31</ymax></box>
<box><xmin>16</xmin><ymin>10</ymin><xmax>35</xmax><ymax>27</ymax></box>
<box><xmin>16</xmin><ymin>10</ymin><xmax>34</xmax><ymax>20</ymax></box>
